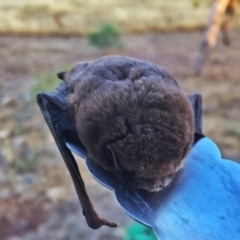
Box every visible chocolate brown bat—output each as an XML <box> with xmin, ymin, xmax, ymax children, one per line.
<box><xmin>37</xmin><ymin>55</ymin><xmax>203</xmax><ymax>229</ymax></box>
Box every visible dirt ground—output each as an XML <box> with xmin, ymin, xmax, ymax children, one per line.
<box><xmin>0</xmin><ymin>30</ymin><xmax>240</xmax><ymax>240</ymax></box>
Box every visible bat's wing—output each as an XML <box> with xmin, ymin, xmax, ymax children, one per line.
<box><xmin>187</xmin><ymin>93</ymin><xmax>204</xmax><ymax>144</ymax></box>
<box><xmin>36</xmin><ymin>82</ymin><xmax>117</xmax><ymax>229</ymax></box>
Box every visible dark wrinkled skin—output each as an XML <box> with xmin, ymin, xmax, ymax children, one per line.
<box><xmin>63</xmin><ymin>55</ymin><xmax>194</xmax><ymax>192</ymax></box>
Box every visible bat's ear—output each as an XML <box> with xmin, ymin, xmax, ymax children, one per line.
<box><xmin>187</xmin><ymin>93</ymin><xmax>204</xmax><ymax>143</ymax></box>
<box><xmin>106</xmin><ymin>146</ymin><xmax>122</xmax><ymax>170</ymax></box>
<box><xmin>57</xmin><ymin>71</ymin><xmax>67</xmax><ymax>80</ymax></box>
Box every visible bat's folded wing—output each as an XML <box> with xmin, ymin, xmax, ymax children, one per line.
<box><xmin>36</xmin><ymin>82</ymin><xmax>117</xmax><ymax>229</ymax></box>
<box><xmin>187</xmin><ymin>93</ymin><xmax>204</xmax><ymax>143</ymax></box>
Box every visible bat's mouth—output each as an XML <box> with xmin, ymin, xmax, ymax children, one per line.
<box><xmin>131</xmin><ymin>159</ymin><xmax>185</xmax><ymax>192</ymax></box>
<box><xmin>132</xmin><ymin>173</ymin><xmax>175</xmax><ymax>192</ymax></box>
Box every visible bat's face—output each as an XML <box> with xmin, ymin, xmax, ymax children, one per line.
<box><xmin>103</xmin><ymin>106</ymin><xmax>193</xmax><ymax>192</ymax></box>
<box><xmin>124</xmin><ymin>155</ymin><xmax>187</xmax><ymax>192</ymax></box>
<box><xmin>65</xmin><ymin>56</ymin><xmax>194</xmax><ymax>192</ymax></box>
<box><xmin>105</xmin><ymin>141</ymin><xmax>189</xmax><ymax>192</ymax></box>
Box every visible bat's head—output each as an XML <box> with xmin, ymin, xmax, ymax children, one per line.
<box><xmin>65</xmin><ymin>57</ymin><xmax>194</xmax><ymax>192</ymax></box>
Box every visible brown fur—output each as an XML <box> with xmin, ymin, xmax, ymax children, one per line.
<box><xmin>65</xmin><ymin>56</ymin><xmax>194</xmax><ymax>192</ymax></box>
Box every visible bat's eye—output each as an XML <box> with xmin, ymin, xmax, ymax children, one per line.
<box><xmin>106</xmin><ymin>146</ymin><xmax>122</xmax><ymax>170</ymax></box>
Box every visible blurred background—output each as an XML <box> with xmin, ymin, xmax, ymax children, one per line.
<box><xmin>0</xmin><ymin>0</ymin><xmax>240</xmax><ymax>239</ymax></box>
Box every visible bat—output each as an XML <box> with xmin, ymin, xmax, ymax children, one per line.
<box><xmin>37</xmin><ymin>55</ymin><xmax>203</xmax><ymax>229</ymax></box>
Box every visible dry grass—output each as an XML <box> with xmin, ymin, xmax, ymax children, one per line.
<box><xmin>1</xmin><ymin>0</ymin><xmax>240</xmax><ymax>35</ymax></box>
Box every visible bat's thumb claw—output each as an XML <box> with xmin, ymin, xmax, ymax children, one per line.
<box><xmin>86</xmin><ymin>213</ymin><xmax>118</xmax><ymax>229</ymax></box>
<box><xmin>102</xmin><ymin>218</ymin><xmax>118</xmax><ymax>228</ymax></box>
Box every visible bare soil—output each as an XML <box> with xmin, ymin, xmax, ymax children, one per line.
<box><xmin>0</xmin><ymin>30</ymin><xmax>240</xmax><ymax>240</ymax></box>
